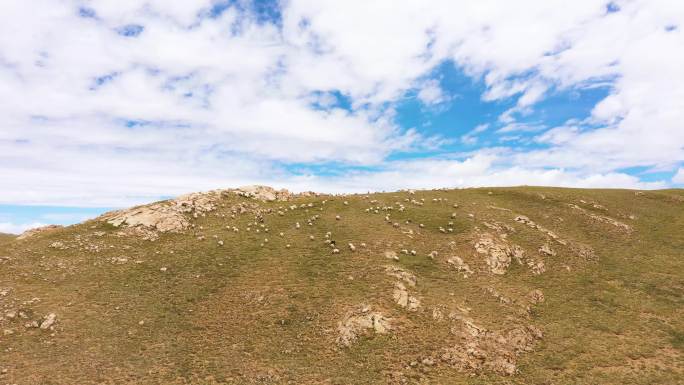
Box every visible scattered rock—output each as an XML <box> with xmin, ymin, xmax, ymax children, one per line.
<box><xmin>474</xmin><ymin>234</ymin><xmax>523</xmax><ymax>275</ymax></box>
<box><xmin>441</xmin><ymin>318</ymin><xmax>543</xmax><ymax>376</ymax></box>
<box><xmin>336</xmin><ymin>305</ymin><xmax>391</xmax><ymax>347</ymax></box>
<box><xmin>529</xmin><ymin>289</ymin><xmax>545</xmax><ymax>304</ymax></box>
<box><xmin>447</xmin><ymin>256</ymin><xmax>473</xmax><ymax>278</ymax></box>
<box><xmin>39</xmin><ymin>313</ymin><xmax>57</xmax><ymax>330</ymax></box>
<box><xmin>567</xmin><ymin>204</ymin><xmax>632</xmax><ymax>232</ymax></box>
<box><xmin>385</xmin><ymin>266</ymin><xmax>417</xmax><ymax>286</ymax></box>
<box><xmin>392</xmin><ymin>282</ymin><xmax>421</xmax><ymax>311</ymax></box>
<box><xmin>48</xmin><ymin>241</ymin><xmax>69</xmax><ymax>250</ymax></box>
<box><xmin>514</xmin><ymin>215</ymin><xmax>567</xmax><ymax>245</ymax></box>
<box><xmin>384</xmin><ymin>250</ymin><xmax>399</xmax><ymax>261</ymax></box>
<box><xmin>539</xmin><ymin>244</ymin><xmax>556</xmax><ymax>257</ymax></box>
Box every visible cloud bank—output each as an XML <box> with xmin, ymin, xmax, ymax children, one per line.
<box><xmin>0</xmin><ymin>0</ymin><xmax>682</xmax><ymax>207</ymax></box>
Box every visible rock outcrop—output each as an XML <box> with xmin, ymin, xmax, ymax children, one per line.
<box><xmin>441</xmin><ymin>317</ymin><xmax>543</xmax><ymax>376</ymax></box>
<box><xmin>16</xmin><ymin>225</ymin><xmax>63</xmax><ymax>240</ymax></box>
<box><xmin>474</xmin><ymin>233</ymin><xmax>524</xmax><ymax>275</ymax></box>
<box><xmin>233</xmin><ymin>185</ymin><xmax>292</xmax><ymax>201</ymax></box>
<box><xmin>336</xmin><ymin>305</ymin><xmax>391</xmax><ymax>347</ymax></box>
<box><xmin>101</xmin><ymin>186</ymin><xmax>292</xmax><ymax>234</ymax></box>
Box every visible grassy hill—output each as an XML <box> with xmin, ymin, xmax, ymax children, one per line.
<box><xmin>0</xmin><ymin>232</ymin><xmax>16</xmax><ymax>245</ymax></box>
<box><xmin>0</xmin><ymin>186</ymin><xmax>682</xmax><ymax>384</ymax></box>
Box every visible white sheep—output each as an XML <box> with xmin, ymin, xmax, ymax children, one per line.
<box><xmin>348</xmin><ymin>243</ymin><xmax>356</xmax><ymax>252</ymax></box>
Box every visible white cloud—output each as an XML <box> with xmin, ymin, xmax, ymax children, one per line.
<box><xmin>0</xmin><ymin>222</ymin><xmax>47</xmax><ymax>235</ymax></box>
<box><xmin>285</xmin><ymin>152</ymin><xmax>667</xmax><ymax>194</ymax></box>
<box><xmin>673</xmin><ymin>168</ymin><xmax>684</xmax><ymax>184</ymax></box>
<box><xmin>416</xmin><ymin>79</ymin><xmax>448</xmax><ymax>105</ymax></box>
<box><xmin>0</xmin><ymin>0</ymin><xmax>681</xmax><ymax>208</ymax></box>
<box><xmin>497</xmin><ymin>123</ymin><xmax>546</xmax><ymax>134</ymax></box>
<box><xmin>461</xmin><ymin>123</ymin><xmax>489</xmax><ymax>145</ymax></box>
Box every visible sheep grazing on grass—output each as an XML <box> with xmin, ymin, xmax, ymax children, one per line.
<box><xmin>360</xmin><ymin>242</ymin><xmax>367</xmax><ymax>248</ymax></box>
<box><xmin>419</xmin><ymin>223</ymin><xmax>425</xmax><ymax>228</ymax></box>
<box><xmin>393</xmin><ymin>223</ymin><xmax>400</xmax><ymax>228</ymax></box>
<box><xmin>332</xmin><ymin>248</ymin><xmax>340</xmax><ymax>254</ymax></box>
<box><xmin>410</xmin><ymin>250</ymin><xmax>417</xmax><ymax>256</ymax></box>
<box><xmin>348</xmin><ymin>243</ymin><xmax>356</xmax><ymax>252</ymax></box>
<box><xmin>286</xmin><ymin>244</ymin><xmax>291</xmax><ymax>248</ymax></box>
<box><xmin>401</xmin><ymin>249</ymin><xmax>409</xmax><ymax>255</ymax></box>
<box><xmin>335</xmin><ymin>215</ymin><xmax>341</xmax><ymax>220</ymax></box>
<box><xmin>217</xmin><ymin>240</ymin><xmax>224</xmax><ymax>246</ymax></box>
<box><xmin>428</xmin><ymin>251</ymin><xmax>438</xmax><ymax>259</ymax></box>
<box><xmin>343</xmin><ymin>201</ymin><xmax>349</xmax><ymax>205</ymax></box>
<box><xmin>279</xmin><ymin>232</ymin><xmax>284</xmax><ymax>237</ymax></box>
<box><xmin>295</xmin><ymin>222</ymin><xmax>301</xmax><ymax>229</ymax></box>
<box><xmin>309</xmin><ymin>235</ymin><xmax>315</xmax><ymax>240</ymax></box>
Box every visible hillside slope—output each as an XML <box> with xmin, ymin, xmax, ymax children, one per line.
<box><xmin>1</xmin><ymin>186</ymin><xmax>682</xmax><ymax>384</ymax></box>
<box><xmin>0</xmin><ymin>232</ymin><xmax>16</xmax><ymax>245</ymax></box>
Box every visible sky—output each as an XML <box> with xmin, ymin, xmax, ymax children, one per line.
<box><xmin>1</xmin><ymin>0</ymin><xmax>683</xmax><ymax>233</ymax></box>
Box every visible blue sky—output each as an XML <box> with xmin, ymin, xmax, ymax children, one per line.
<box><xmin>0</xmin><ymin>0</ymin><xmax>683</xmax><ymax>233</ymax></box>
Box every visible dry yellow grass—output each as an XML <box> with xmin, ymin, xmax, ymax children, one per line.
<box><xmin>0</xmin><ymin>186</ymin><xmax>682</xmax><ymax>384</ymax></box>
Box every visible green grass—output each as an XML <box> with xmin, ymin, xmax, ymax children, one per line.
<box><xmin>0</xmin><ymin>187</ymin><xmax>682</xmax><ymax>384</ymax></box>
